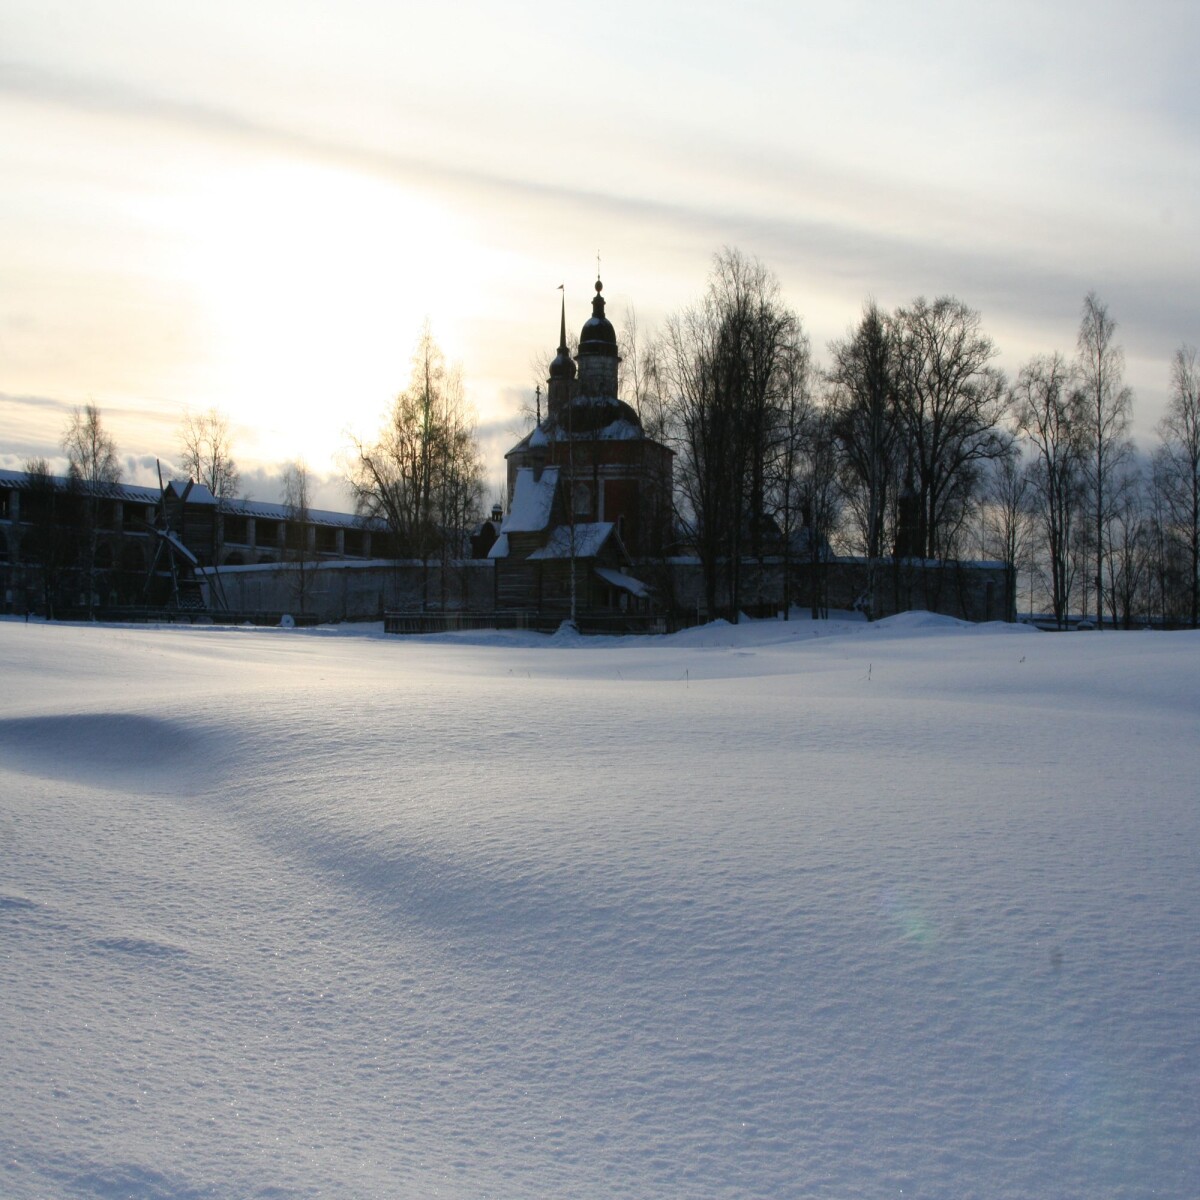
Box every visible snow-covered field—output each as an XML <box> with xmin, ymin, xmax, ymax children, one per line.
<box><xmin>1</xmin><ymin>614</ymin><xmax>1197</xmax><ymax>1200</ymax></box>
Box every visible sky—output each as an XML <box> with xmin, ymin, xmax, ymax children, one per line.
<box><xmin>2</xmin><ymin>1</ymin><xmax>1198</xmax><ymax>508</ymax></box>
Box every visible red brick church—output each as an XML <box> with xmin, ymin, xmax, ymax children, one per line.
<box><xmin>490</xmin><ymin>279</ymin><xmax>673</xmax><ymax>621</ymax></box>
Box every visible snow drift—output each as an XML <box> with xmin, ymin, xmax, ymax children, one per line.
<box><xmin>1</xmin><ymin>616</ymin><xmax>1197</xmax><ymax>1199</ymax></box>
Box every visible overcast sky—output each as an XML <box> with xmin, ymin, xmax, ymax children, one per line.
<box><xmin>2</xmin><ymin>0</ymin><xmax>1197</xmax><ymax>505</ymax></box>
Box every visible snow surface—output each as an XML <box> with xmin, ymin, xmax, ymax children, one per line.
<box><xmin>1</xmin><ymin>614</ymin><xmax>1198</xmax><ymax>1199</ymax></box>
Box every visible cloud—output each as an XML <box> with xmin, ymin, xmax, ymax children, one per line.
<box><xmin>6</xmin><ymin>58</ymin><xmax>1196</xmax><ymax>358</ymax></box>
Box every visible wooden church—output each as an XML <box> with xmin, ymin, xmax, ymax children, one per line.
<box><xmin>491</xmin><ymin>279</ymin><xmax>673</xmax><ymax>623</ymax></box>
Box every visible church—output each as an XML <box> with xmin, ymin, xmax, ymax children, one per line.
<box><xmin>488</xmin><ymin>278</ymin><xmax>673</xmax><ymax>624</ymax></box>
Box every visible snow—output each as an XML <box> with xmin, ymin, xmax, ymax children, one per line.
<box><xmin>1</xmin><ymin>614</ymin><xmax>1198</xmax><ymax>1199</ymax></box>
<box><xmin>528</xmin><ymin>522</ymin><xmax>614</xmax><ymax>560</ymax></box>
<box><xmin>594</xmin><ymin>566</ymin><xmax>650</xmax><ymax>597</ymax></box>
<box><xmin>501</xmin><ymin>466</ymin><xmax>559</xmax><ymax>533</ymax></box>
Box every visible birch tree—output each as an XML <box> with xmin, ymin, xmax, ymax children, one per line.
<box><xmin>349</xmin><ymin>324</ymin><xmax>484</xmax><ymax>608</ymax></box>
<box><xmin>1012</xmin><ymin>353</ymin><xmax>1082</xmax><ymax>629</ymax></box>
<box><xmin>890</xmin><ymin>297</ymin><xmax>1007</xmax><ymax>561</ymax></box>
<box><xmin>1155</xmin><ymin>345</ymin><xmax>1200</xmax><ymax>626</ymax></box>
<box><xmin>1075</xmin><ymin>292</ymin><xmax>1134</xmax><ymax>627</ymax></box>
<box><xmin>180</xmin><ymin>408</ymin><xmax>240</xmax><ymax>502</ymax></box>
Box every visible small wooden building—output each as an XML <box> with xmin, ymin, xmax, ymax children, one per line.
<box><xmin>490</xmin><ymin>465</ymin><xmax>652</xmax><ymax>620</ymax></box>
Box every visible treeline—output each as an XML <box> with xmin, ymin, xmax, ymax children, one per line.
<box><xmin>623</xmin><ymin>248</ymin><xmax>1199</xmax><ymax>628</ymax></box>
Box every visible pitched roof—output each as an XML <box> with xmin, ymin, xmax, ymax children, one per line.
<box><xmin>0</xmin><ymin>468</ymin><xmax>379</xmax><ymax>531</ymax></box>
<box><xmin>528</xmin><ymin>522</ymin><xmax>615</xmax><ymax>560</ymax></box>
<box><xmin>502</xmin><ymin>466</ymin><xmax>559</xmax><ymax>533</ymax></box>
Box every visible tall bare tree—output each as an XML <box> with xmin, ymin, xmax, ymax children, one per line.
<box><xmin>1012</xmin><ymin>353</ymin><xmax>1083</xmax><ymax>629</ymax></box>
<box><xmin>1155</xmin><ymin>345</ymin><xmax>1200</xmax><ymax>626</ymax></box>
<box><xmin>349</xmin><ymin>324</ymin><xmax>484</xmax><ymax>608</ymax></box>
<box><xmin>662</xmin><ymin>249</ymin><xmax>799</xmax><ymax>620</ymax></box>
<box><xmin>180</xmin><ymin>408</ymin><xmax>240</xmax><ymax>502</ymax></box>
<box><xmin>827</xmin><ymin>301</ymin><xmax>900</xmax><ymax>616</ymax></box>
<box><xmin>767</xmin><ymin>329</ymin><xmax>816</xmax><ymax>618</ymax></box>
<box><xmin>1075</xmin><ymin>292</ymin><xmax>1134</xmax><ymax>627</ymax></box>
<box><xmin>890</xmin><ymin>297</ymin><xmax>1007</xmax><ymax>562</ymax></box>
<box><xmin>62</xmin><ymin>403</ymin><xmax>120</xmax><ymax>616</ymax></box>
<box><xmin>1104</xmin><ymin>464</ymin><xmax>1152</xmax><ymax>628</ymax></box>
<box><xmin>982</xmin><ymin>447</ymin><xmax>1035</xmax><ymax>623</ymax></box>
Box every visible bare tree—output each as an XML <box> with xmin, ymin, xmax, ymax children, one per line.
<box><xmin>281</xmin><ymin>460</ymin><xmax>314</xmax><ymax>616</ymax></box>
<box><xmin>827</xmin><ymin>301</ymin><xmax>900</xmax><ymax>616</ymax></box>
<box><xmin>1104</xmin><ymin>463</ymin><xmax>1152</xmax><ymax>628</ymax></box>
<box><xmin>1012</xmin><ymin>353</ymin><xmax>1083</xmax><ymax>629</ymax></box>
<box><xmin>180</xmin><ymin>408</ymin><xmax>240</xmax><ymax>502</ymax></box>
<box><xmin>1155</xmin><ymin>344</ymin><xmax>1200</xmax><ymax>626</ymax></box>
<box><xmin>1075</xmin><ymin>292</ymin><xmax>1134</xmax><ymax>627</ymax></box>
<box><xmin>62</xmin><ymin>403</ymin><xmax>120</xmax><ymax>616</ymax></box>
<box><xmin>349</xmin><ymin>324</ymin><xmax>485</xmax><ymax>609</ymax></box>
<box><xmin>768</xmin><ymin>329</ymin><xmax>816</xmax><ymax>618</ymax></box>
<box><xmin>890</xmin><ymin>297</ymin><xmax>1008</xmax><ymax>562</ymax></box>
<box><xmin>983</xmin><ymin>447</ymin><xmax>1035</xmax><ymax>623</ymax></box>
<box><xmin>662</xmin><ymin>249</ymin><xmax>799</xmax><ymax>620</ymax></box>
<box><xmin>793</xmin><ymin>405</ymin><xmax>841</xmax><ymax>619</ymax></box>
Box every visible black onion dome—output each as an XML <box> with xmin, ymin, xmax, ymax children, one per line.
<box><xmin>549</xmin><ymin>344</ymin><xmax>575</xmax><ymax>379</ymax></box>
<box><xmin>578</xmin><ymin>278</ymin><xmax>618</xmax><ymax>358</ymax></box>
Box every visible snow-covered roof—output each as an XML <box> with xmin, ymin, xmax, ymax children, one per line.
<box><xmin>594</xmin><ymin>566</ymin><xmax>650</xmax><ymax>598</ymax></box>
<box><xmin>528</xmin><ymin>522</ymin><xmax>614</xmax><ymax>560</ymax></box>
<box><xmin>0</xmin><ymin>468</ymin><xmax>378</xmax><ymax>531</ymax></box>
<box><xmin>502</xmin><ymin>467</ymin><xmax>559</xmax><ymax>533</ymax></box>
<box><xmin>487</xmin><ymin>532</ymin><xmax>510</xmax><ymax>559</ymax></box>
<box><xmin>0</xmin><ymin>467</ymin><xmax>162</xmax><ymax>506</ymax></box>
<box><xmin>166</xmin><ymin>479</ymin><xmax>217</xmax><ymax>506</ymax></box>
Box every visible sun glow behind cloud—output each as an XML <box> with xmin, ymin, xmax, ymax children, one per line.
<box><xmin>147</xmin><ymin>158</ymin><xmax>480</xmax><ymax>468</ymax></box>
<box><xmin>2</xmin><ymin>0</ymin><xmax>1198</xmax><ymax>484</ymax></box>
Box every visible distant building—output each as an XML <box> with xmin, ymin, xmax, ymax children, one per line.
<box><xmin>0</xmin><ymin>467</ymin><xmax>387</xmax><ymax>617</ymax></box>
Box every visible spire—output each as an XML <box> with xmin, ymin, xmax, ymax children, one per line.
<box><xmin>546</xmin><ymin>285</ymin><xmax>575</xmax><ymax>420</ymax></box>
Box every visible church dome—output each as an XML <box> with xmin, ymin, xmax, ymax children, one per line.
<box><xmin>577</xmin><ymin>279</ymin><xmax>618</xmax><ymax>359</ymax></box>
<box><xmin>549</xmin><ymin>344</ymin><xmax>575</xmax><ymax>379</ymax></box>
